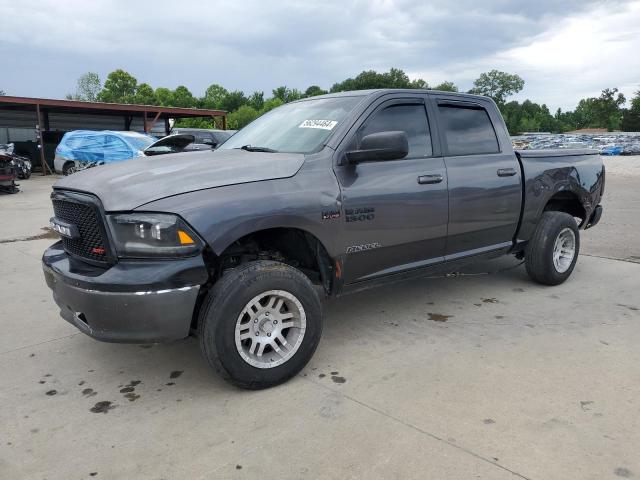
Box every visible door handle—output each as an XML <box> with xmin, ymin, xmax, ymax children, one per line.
<box><xmin>418</xmin><ymin>174</ymin><xmax>443</xmax><ymax>185</ymax></box>
<box><xmin>497</xmin><ymin>168</ymin><xmax>517</xmax><ymax>177</ymax></box>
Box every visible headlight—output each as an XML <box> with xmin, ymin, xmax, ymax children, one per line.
<box><xmin>106</xmin><ymin>213</ymin><xmax>203</xmax><ymax>258</ymax></box>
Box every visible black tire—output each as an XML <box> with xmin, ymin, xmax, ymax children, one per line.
<box><xmin>525</xmin><ymin>211</ymin><xmax>580</xmax><ymax>286</ymax></box>
<box><xmin>198</xmin><ymin>260</ymin><xmax>323</xmax><ymax>389</ymax></box>
<box><xmin>62</xmin><ymin>162</ymin><xmax>75</xmax><ymax>176</ymax></box>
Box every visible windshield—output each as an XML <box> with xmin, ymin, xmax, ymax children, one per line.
<box><xmin>123</xmin><ymin>134</ymin><xmax>156</xmax><ymax>151</ymax></box>
<box><xmin>220</xmin><ymin>96</ymin><xmax>363</xmax><ymax>154</ymax></box>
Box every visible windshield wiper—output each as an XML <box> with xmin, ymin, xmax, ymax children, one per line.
<box><xmin>238</xmin><ymin>145</ymin><xmax>279</xmax><ymax>153</ymax></box>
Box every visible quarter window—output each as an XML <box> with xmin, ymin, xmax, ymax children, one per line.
<box><xmin>359</xmin><ymin>104</ymin><xmax>432</xmax><ymax>157</ymax></box>
<box><xmin>438</xmin><ymin>105</ymin><xmax>499</xmax><ymax>156</ymax></box>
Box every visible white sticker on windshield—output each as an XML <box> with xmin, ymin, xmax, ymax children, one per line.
<box><xmin>299</xmin><ymin>119</ymin><xmax>338</xmax><ymax>130</ymax></box>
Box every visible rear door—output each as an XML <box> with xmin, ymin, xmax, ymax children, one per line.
<box><xmin>334</xmin><ymin>94</ymin><xmax>448</xmax><ymax>283</ymax></box>
<box><xmin>433</xmin><ymin>97</ymin><xmax>522</xmax><ymax>258</ymax></box>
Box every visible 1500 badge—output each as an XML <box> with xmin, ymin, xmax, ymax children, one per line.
<box><xmin>345</xmin><ymin>207</ymin><xmax>375</xmax><ymax>222</ymax></box>
<box><xmin>346</xmin><ymin>242</ymin><xmax>381</xmax><ymax>254</ymax></box>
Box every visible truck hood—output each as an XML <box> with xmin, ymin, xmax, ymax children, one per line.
<box><xmin>54</xmin><ymin>149</ymin><xmax>305</xmax><ymax>211</ymax></box>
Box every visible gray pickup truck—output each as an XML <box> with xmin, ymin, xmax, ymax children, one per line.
<box><xmin>43</xmin><ymin>89</ymin><xmax>604</xmax><ymax>388</ymax></box>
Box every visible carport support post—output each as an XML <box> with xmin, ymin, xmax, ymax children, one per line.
<box><xmin>35</xmin><ymin>104</ymin><xmax>47</xmax><ymax>176</ymax></box>
<box><xmin>222</xmin><ymin>114</ymin><xmax>227</xmax><ymax>130</ymax></box>
<box><xmin>143</xmin><ymin>110</ymin><xmax>148</xmax><ymax>133</ymax></box>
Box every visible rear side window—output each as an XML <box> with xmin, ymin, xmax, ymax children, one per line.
<box><xmin>438</xmin><ymin>105</ymin><xmax>499</xmax><ymax>156</ymax></box>
<box><xmin>360</xmin><ymin>104</ymin><xmax>432</xmax><ymax>157</ymax></box>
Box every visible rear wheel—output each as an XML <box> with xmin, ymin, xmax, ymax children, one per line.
<box><xmin>525</xmin><ymin>211</ymin><xmax>580</xmax><ymax>285</ymax></box>
<box><xmin>198</xmin><ymin>260</ymin><xmax>323</xmax><ymax>389</ymax></box>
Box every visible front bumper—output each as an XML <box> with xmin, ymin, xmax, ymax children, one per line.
<box><xmin>42</xmin><ymin>241</ymin><xmax>208</xmax><ymax>343</ymax></box>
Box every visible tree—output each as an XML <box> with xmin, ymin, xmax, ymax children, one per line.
<box><xmin>433</xmin><ymin>81</ymin><xmax>458</xmax><ymax>92</ymax></box>
<box><xmin>97</xmin><ymin>69</ymin><xmax>137</xmax><ymax>103</ymax></box>
<box><xmin>221</xmin><ymin>90</ymin><xmax>248</xmax><ymax>112</ymax></box>
<box><xmin>621</xmin><ymin>91</ymin><xmax>640</xmax><ymax>132</ymax></box>
<box><xmin>154</xmin><ymin>87</ymin><xmax>174</xmax><ymax>106</ymax></box>
<box><xmin>304</xmin><ymin>85</ymin><xmax>328</xmax><ymax>97</ymax></box>
<box><xmin>330</xmin><ymin>68</ymin><xmax>426</xmax><ymax>92</ymax></box>
<box><xmin>595</xmin><ymin>88</ymin><xmax>625</xmax><ymax>130</ymax></box>
<box><xmin>248</xmin><ymin>91</ymin><xmax>265</xmax><ymax>111</ymax></box>
<box><xmin>134</xmin><ymin>83</ymin><xmax>156</xmax><ymax>105</ymax></box>
<box><xmin>261</xmin><ymin>97</ymin><xmax>284</xmax><ymax>113</ymax></box>
<box><xmin>227</xmin><ymin>105</ymin><xmax>259</xmax><ymax>129</ymax></box>
<box><xmin>0</xmin><ymin>89</ymin><xmax>5</xmax><ymax>95</ymax></box>
<box><xmin>202</xmin><ymin>84</ymin><xmax>228</xmax><ymax>109</ymax></box>
<box><xmin>272</xmin><ymin>86</ymin><xmax>303</xmax><ymax>103</ymax></box>
<box><xmin>173</xmin><ymin>85</ymin><xmax>196</xmax><ymax>108</ymax></box>
<box><xmin>572</xmin><ymin>88</ymin><xmax>626</xmax><ymax>131</ymax></box>
<box><xmin>67</xmin><ymin>72</ymin><xmax>101</xmax><ymax>101</ymax></box>
<box><xmin>469</xmin><ymin>70</ymin><xmax>524</xmax><ymax>105</ymax></box>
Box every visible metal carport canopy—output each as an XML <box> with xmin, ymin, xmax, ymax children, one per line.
<box><xmin>0</xmin><ymin>95</ymin><xmax>227</xmax><ymax>175</ymax></box>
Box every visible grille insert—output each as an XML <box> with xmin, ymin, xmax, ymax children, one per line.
<box><xmin>52</xmin><ymin>196</ymin><xmax>109</xmax><ymax>263</ymax></box>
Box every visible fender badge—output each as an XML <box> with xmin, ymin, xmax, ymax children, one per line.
<box><xmin>346</xmin><ymin>242</ymin><xmax>381</xmax><ymax>254</ymax></box>
<box><xmin>322</xmin><ymin>210</ymin><xmax>340</xmax><ymax>220</ymax></box>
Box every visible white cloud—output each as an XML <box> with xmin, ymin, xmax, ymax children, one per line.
<box><xmin>411</xmin><ymin>1</ymin><xmax>640</xmax><ymax>109</ymax></box>
<box><xmin>1</xmin><ymin>0</ymin><xmax>638</xmax><ymax>110</ymax></box>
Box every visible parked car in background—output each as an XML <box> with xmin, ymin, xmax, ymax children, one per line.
<box><xmin>0</xmin><ymin>148</ymin><xmax>18</xmax><ymax>193</ymax></box>
<box><xmin>0</xmin><ymin>143</ymin><xmax>31</xmax><ymax>179</ymax></box>
<box><xmin>54</xmin><ymin>130</ymin><xmax>156</xmax><ymax>175</ymax></box>
<box><xmin>144</xmin><ymin>129</ymin><xmax>235</xmax><ymax>157</ymax></box>
<box><xmin>170</xmin><ymin>128</ymin><xmax>233</xmax><ymax>149</ymax></box>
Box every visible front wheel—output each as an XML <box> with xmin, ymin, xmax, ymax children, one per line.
<box><xmin>198</xmin><ymin>261</ymin><xmax>323</xmax><ymax>389</ymax></box>
<box><xmin>525</xmin><ymin>211</ymin><xmax>580</xmax><ymax>285</ymax></box>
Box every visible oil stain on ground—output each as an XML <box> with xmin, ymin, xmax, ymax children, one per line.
<box><xmin>124</xmin><ymin>393</ymin><xmax>140</xmax><ymax>402</ymax></box>
<box><xmin>90</xmin><ymin>401</ymin><xmax>115</xmax><ymax>414</ymax></box>
<box><xmin>82</xmin><ymin>388</ymin><xmax>97</xmax><ymax>397</ymax></box>
<box><xmin>428</xmin><ymin>313</ymin><xmax>453</xmax><ymax>322</ymax></box>
<box><xmin>616</xmin><ymin>304</ymin><xmax>638</xmax><ymax>312</ymax></box>
<box><xmin>169</xmin><ymin>371</ymin><xmax>183</xmax><ymax>379</ymax></box>
<box><xmin>45</xmin><ymin>390</ymin><xmax>57</xmax><ymax>396</ymax></box>
<box><xmin>482</xmin><ymin>298</ymin><xmax>498</xmax><ymax>303</ymax></box>
<box><xmin>331</xmin><ymin>376</ymin><xmax>346</xmax><ymax>384</ymax></box>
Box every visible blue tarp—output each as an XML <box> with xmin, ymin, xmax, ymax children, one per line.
<box><xmin>55</xmin><ymin>130</ymin><xmax>156</xmax><ymax>163</ymax></box>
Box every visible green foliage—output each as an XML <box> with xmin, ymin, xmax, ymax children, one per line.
<box><xmin>433</xmin><ymin>81</ymin><xmax>458</xmax><ymax>92</ymax></box>
<box><xmin>248</xmin><ymin>91</ymin><xmax>265</xmax><ymax>110</ymax></box>
<box><xmin>0</xmin><ymin>89</ymin><xmax>5</xmax><ymax>96</ymax></box>
<box><xmin>202</xmin><ymin>84</ymin><xmax>228</xmax><ymax>109</ymax></box>
<box><xmin>97</xmin><ymin>69</ymin><xmax>137</xmax><ymax>103</ymax></box>
<box><xmin>469</xmin><ymin>70</ymin><xmax>524</xmax><ymax>105</ymax></box>
<box><xmin>173</xmin><ymin>85</ymin><xmax>196</xmax><ymax>108</ymax></box>
<box><xmin>330</xmin><ymin>68</ymin><xmax>428</xmax><ymax>92</ymax></box>
<box><xmin>220</xmin><ymin>90</ymin><xmax>248</xmax><ymax>112</ymax></box>
<box><xmin>154</xmin><ymin>87</ymin><xmax>174</xmax><ymax>106</ymax></box>
<box><xmin>82</xmin><ymin>68</ymin><xmax>632</xmax><ymax>136</ymax></box>
<box><xmin>261</xmin><ymin>97</ymin><xmax>284</xmax><ymax>113</ymax></box>
<box><xmin>272</xmin><ymin>86</ymin><xmax>303</xmax><ymax>103</ymax></box>
<box><xmin>67</xmin><ymin>72</ymin><xmax>101</xmax><ymax>102</ymax></box>
<box><xmin>134</xmin><ymin>83</ymin><xmax>156</xmax><ymax>105</ymax></box>
<box><xmin>304</xmin><ymin>85</ymin><xmax>328</xmax><ymax>97</ymax></box>
<box><xmin>621</xmin><ymin>91</ymin><xmax>640</xmax><ymax>132</ymax></box>
<box><xmin>227</xmin><ymin>105</ymin><xmax>260</xmax><ymax>129</ymax></box>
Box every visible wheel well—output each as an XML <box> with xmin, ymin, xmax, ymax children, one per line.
<box><xmin>210</xmin><ymin>228</ymin><xmax>334</xmax><ymax>291</ymax></box>
<box><xmin>543</xmin><ymin>191</ymin><xmax>586</xmax><ymax>225</ymax></box>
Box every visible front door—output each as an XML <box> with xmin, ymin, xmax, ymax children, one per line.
<box><xmin>334</xmin><ymin>97</ymin><xmax>448</xmax><ymax>284</ymax></box>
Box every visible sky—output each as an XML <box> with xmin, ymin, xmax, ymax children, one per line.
<box><xmin>1</xmin><ymin>0</ymin><xmax>639</xmax><ymax>111</ymax></box>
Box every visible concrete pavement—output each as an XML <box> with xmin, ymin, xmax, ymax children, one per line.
<box><xmin>1</xmin><ymin>159</ymin><xmax>639</xmax><ymax>479</ymax></box>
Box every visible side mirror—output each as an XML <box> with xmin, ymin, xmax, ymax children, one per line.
<box><xmin>345</xmin><ymin>131</ymin><xmax>409</xmax><ymax>164</ymax></box>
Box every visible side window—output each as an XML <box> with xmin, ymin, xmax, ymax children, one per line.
<box><xmin>359</xmin><ymin>104</ymin><xmax>432</xmax><ymax>157</ymax></box>
<box><xmin>438</xmin><ymin>104</ymin><xmax>500</xmax><ymax>156</ymax></box>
